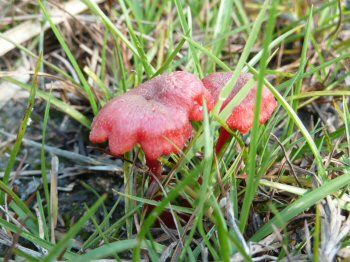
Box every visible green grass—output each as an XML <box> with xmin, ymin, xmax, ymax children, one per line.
<box><xmin>239</xmin><ymin>0</ymin><xmax>279</xmax><ymax>233</ymax></box>
<box><xmin>38</xmin><ymin>0</ymin><xmax>99</xmax><ymax>115</ymax></box>
<box><xmin>0</xmin><ymin>53</ymin><xmax>42</xmax><ymax>204</ymax></box>
<box><xmin>1</xmin><ymin>0</ymin><xmax>350</xmax><ymax>261</ymax></box>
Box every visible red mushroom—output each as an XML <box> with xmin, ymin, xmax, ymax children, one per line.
<box><xmin>202</xmin><ymin>72</ymin><xmax>278</xmax><ymax>153</ymax></box>
<box><xmin>90</xmin><ymin>71</ymin><xmax>213</xmax><ymax>177</ymax></box>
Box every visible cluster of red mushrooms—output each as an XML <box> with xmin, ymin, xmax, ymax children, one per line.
<box><xmin>89</xmin><ymin>71</ymin><xmax>278</xmax><ymax>178</ymax></box>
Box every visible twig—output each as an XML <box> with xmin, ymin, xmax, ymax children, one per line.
<box><xmin>0</xmin><ymin>129</ymin><xmax>113</xmax><ymax>166</ymax></box>
<box><xmin>271</xmin><ymin>133</ymin><xmax>302</xmax><ymax>187</ymax></box>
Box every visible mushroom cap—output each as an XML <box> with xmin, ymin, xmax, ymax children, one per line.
<box><xmin>90</xmin><ymin>71</ymin><xmax>213</xmax><ymax>160</ymax></box>
<box><xmin>129</xmin><ymin>71</ymin><xmax>214</xmax><ymax>121</ymax></box>
<box><xmin>202</xmin><ymin>72</ymin><xmax>277</xmax><ymax>133</ymax></box>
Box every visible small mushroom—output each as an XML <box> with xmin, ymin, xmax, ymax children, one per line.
<box><xmin>202</xmin><ymin>72</ymin><xmax>278</xmax><ymax>153</ymax></box>
<box><xmin>90</xmin><ymin>71</ymin><xmax>213</xmax><ymax>177</ymax></box>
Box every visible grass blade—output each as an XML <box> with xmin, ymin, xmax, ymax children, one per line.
<box><xmin>276</xmin><ymin>52</ymin><xmax>350</xmax><ymax>92</ymax></box>
<box><xmin>42</xmin><ymin>195</ymin><xmax>106</xmax><ymax>261</ymax></box>
<box><xmin>84</xmin><ymin>66</ymin><xmax>112</xmax><ymax>102</ymax></box>
<box><xmin>82</xmin><ymin>0</ymin><xmax>139</xmax><ymax>57</ymax></box>
<box><xmin>211</xmin><ymin>0</ymin><xmax>269</xmax><ymax>116</ymax></box>
<box><xmin>184</xmin><ymin>35</ymin><xmax>231</xmax><ymax>72</ymax></box>
<box><xmin>0</xmin><ymin>180</ymin><xmax>36</xmax><ymax>220</ymax></box>
<box><xmin>132</xmin><ymin>166</ymin><xmax>202</xmax><ymax>261</ymax></box>
<box><xmin>174</xmin><ymin>0</ymin><xmax>203</xmax><ymax>77</ymax></box>
<box><xmin>251</xmin><ymin>173</ymin><xmax>350</xmax><ymax>242</ymax></box>
<box><xmin>118</xmin><ymin>0</ymin><xmax>155</xmax><ymax>78</ymax></box>
<box><xmin>38</xmin><ymin>0</ymin><xmax>98</xmax><ymax>115</ymax></box>
<box><xmin>77</xmin><ymin>239</ymin><xmax>165</xmax><ymax>261</ymax></box>
<box><xmin>343</xmin><ymin>98</ymin><xmax>350</xmax><ymax>157</ymax></box>
<box><xmin>244</xmin><ymin>25</ymin><xmax>303</xmax><ymax>71</ymax></box>
<box><xmin>1</xmin><ymin>54</ymin><xmax>42</xmax><ymax>204</ymax></box>
<box><xmin>41</xmin><ymin>86</ymin><xmax>52</xmax><ymax>240</ymax></box>
<box><xmin>3</xmin><ymin>77</ymin><xmax>91</xmax><ymax>128</ymax></box>
<box><xmin>207</xmin><ymin>0</ymin><xmax>233</xmax><ymax>70</ymax></box>
<box><xmin>50</xmin><ymin>156</ymin><xmax>58</xmax><ymax>244</ymax></box>
<box><xmin>289</xmin><ymin>90</ymin><xmax>350</xmax><ymax>100</ymax></box>
<box><xmin>0</xmin><ymin>32</ymin><xmax>74</xmax><ymax>82</ymax></box>
<box><xmin>0</xmin><ymin>217</ymin><xmax>77</xmax><ymax>260</ymax></box>
<box><xmin>153</xmin><ymin>35</ymin><xmax>187</xmax><ymax>77</ymax></box>
<box><xmin>248</xmin><ymin>65</ymin><xmax>327</xmax><ymax>182</ymax></box>
<box><xmin>239</xmin><ymin>0</ymin><xmax>278</xmax><ymax>233</ymax></box>
<box><xmin>286</xmin><ymin>8</ymin><xmax>314</xmax><ymax>140</ymax></box>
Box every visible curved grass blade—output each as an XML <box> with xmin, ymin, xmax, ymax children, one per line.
<box><xmin>184</xmin><ymin>36</ymin><xmax>231</xmax><ymax>72</ymax></box>
<box><xmin>276</xmin><ymin>51</ymin><xmax>350</xmax><ymax>92</ymax></box>
<box><xmin>0</xmin><ymin>180</ymin><xmax>36</xmax><ymax>220</ymax></box>
<box><xmin>84</xmin><ymin>66</ymin><xmax>112</xmax><ymax>102</ymax></box>
<box><xmin>0</xmin><ymin>33</ymin><xmax>74</xmax><ymax>82</ymax></box>
<box><xmin>152</xmin><ymin>35</ymin><xmax>187</xmax><ymax>77</ymax></box>
<box><xmin>184</xmin><ymin>25</ymin><xmax>301</xmax><ymax>75</ymax></box>
<box><xmin>248</xmin><ymin>66</ymin><xmax>326</xmax><ymax>179</ymax></box>
<box><xmin>243</xmin><ymin>25</ymin><xmax>302</xmax><ymax>72</ymax></box>
<box><xmin>251</xmin><ymin>173</ymin><xmax>350</xmax><ymax>242</ymax></box>
<box><xmin>3</xmin><ymin>77</ymin><xmax>91</xmax><ymax>128</ymax></box>
<box><xmin>0</xmin><ymin>217</ymin><xmax>76</xmax><ymax>260</ymax></box>
<box><xmin>81</xmin><ymin>0</ymin><xmax>139</xmax><ymax>57</ymax></box>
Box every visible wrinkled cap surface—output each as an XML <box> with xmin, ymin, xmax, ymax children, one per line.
<box><xmin>130</xmin><ymin>71</ymin><xmax>214</xmax><ymax>121</ymax></box>
<box><xmin>90</xmin><ymin>71</ymin><xmax>212</xmax><ymax>160</ymax></box>
<box><xmin>202</xmin><ymin>72</ymin><xmax>278</xmax><ymax>133</ymax></box>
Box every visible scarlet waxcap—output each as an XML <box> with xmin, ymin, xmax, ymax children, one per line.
<box><xmin>130</xmin><ymin>71</ymin><xmax>214</xmax><ymax>121</ymax></box>
<box><xmin>202</xmin><ymin>72</ymin><xmax>277</xmax><ymax>133</ymax></box>
<box><xmin>90</xmin><ymin>71</ymin><xmax>213</xmax><ymax>160</ymax></box>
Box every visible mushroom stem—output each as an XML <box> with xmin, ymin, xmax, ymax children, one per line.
<box><xmin>145</xmin><ymin>157</ymin><xmax>163</xmax><ymax>177</ymax></box>
<box><xmin>215</xmin><ymin>128</ymin><xmax>232</xmax><ymax>154</ymax></box>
